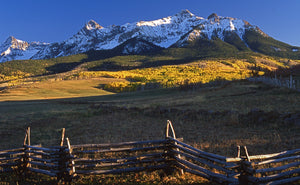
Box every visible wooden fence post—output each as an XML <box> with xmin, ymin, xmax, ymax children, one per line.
<box><xmin>239</xmin><ymin>160</ymin><xmax>249</xmax><ymax>185</ymax></box>
<box><xmin>164</xmin><ymin>121</ymin><xmax>171</xmax><ymax>175</ymax></box>
<box><xmin>57</xmin><ymin>146</ymin><xmax>64</xmax><ymax>183</ymax></box>
<box><xmin>66</xmin><ymin>137</ymin><xmax>76</xmax><ymax>183</ymax></box>
<box><xmin>244</xmin><ymin>146</ymin><xmax>250</xmax><ymax>162</ymax></box>
<box><xmin>165</xmin><ymin>120</ymin><xmax>184</xmax><ymax>175</ymax></box>
<box><xmin>237</xmin><ymin>145</ymin><xmax>241</xmax><ymax>158</ymax></box>
<box><xmin>22</xmin><ymin>127</ymin><xmax>31</xmax><ymax>179</ymax></box>
<box><xmin>57</xmin><ymin>128</ymin><xmax>67</xmax><ymax>183</ymax></box>
<box><xmin>23</xmin><ymin>128</ymin><xmax>28</xmax><ymax>146</ymax></box>
<box><xmin>57</xmin><ymin>137</ymin><xmax>75</xmax><ymax>184</ymax></box>
<box><xmin>166</xmin><ymin>120</ymin><xmax>176</xmax><ymax>139</ymax></box>
<box><xmin>27</xmin><ymin>127</ymin><xmax>31</xmax><ymax>168</ymax></box>
<box><xmin>238</xmin><ymin>146</ymin><xmax>256</xmax><ymax>185</ymax></box>
<box><xmin>60</xmin><ymin>128</ymin><xmax>65</xmax><ymax>147</ymax></box>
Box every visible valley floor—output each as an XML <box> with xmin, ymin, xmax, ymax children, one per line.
<box><xmin>0</xmin><ymin>80</ymin><xmax>299</xmax><ymax>152</ymax></box>
<box><xmin>0</xmin><ymin>80</ymin><xmax>299</xmax><ymax>184</ymax></box>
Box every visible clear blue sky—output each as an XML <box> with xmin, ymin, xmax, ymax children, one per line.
<box><xmin>1</xmin><ymin>0</ymin><xmax>299</xmax><ymax>46</ymax></box>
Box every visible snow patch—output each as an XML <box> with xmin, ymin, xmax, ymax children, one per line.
<box><xmin>137</xmin><ymin>17</ymin><xmax>172</xmax><ymax>27</ymax></box>
<box><xmin>2</xmin><ymin>48</ymin><xmax>12</xmax><ymax>56</ymax></box>
<box><xmin>271</xmin><ymin>46</ymin><xmax>281</xmax><ymax>52</ymax></box>
<box><xmin>17</xmin><ymin>49</ymin><xmax>40</xmax><ymax>60</ymax></box>
<box><xmin>229</xmin><ymin>21</ymin><xmax>235</xmax><ymax>30</ymax></box>
<box><xmin>122</xmin><ymin>41</ymin><xmax>155</xmax><ymax>54</ymax></box>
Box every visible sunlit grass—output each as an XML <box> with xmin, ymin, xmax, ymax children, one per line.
<box><xmin>0</xmin><ymin>78</ymin><xmax>125</xmax><ymax>101</ymax></box>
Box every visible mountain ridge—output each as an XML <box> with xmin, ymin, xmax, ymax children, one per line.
<box><xmin>0</xmin><ymin>10</ymin><xmax>299</xmax><ymax>63</ymax></box>
<box><xmin>0</xmin><ymin>36</ymin><xmax>49</xmax><ymax>62</ymax></box>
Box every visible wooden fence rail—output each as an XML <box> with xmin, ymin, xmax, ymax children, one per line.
<box><xmin>237</xmin><ymin>147</ymin><xmax>300</xmax><ymax>185</ymax></box>
<box><xmin>0</xmin><ymin>121</ymin><xmax>299</xmax><ymax>185</ymax></box>
<box><xmin>167</xmin><ymin>137</ymin><xmax>239</xmax><ymax>184</ymax></box>
<box><xmin>71</xmin><ymin>138</ymin><xmax>168</xmax><ymax>176</ymax></box>
<box><xmin>0</xmin><ymin>148</ymin><xmax>24</xmax><ymax>173</ymax></box>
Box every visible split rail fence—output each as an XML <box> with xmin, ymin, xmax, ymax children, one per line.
<box><xmin>0</xmin><ymin>121</ymin><xmax>299</xmax><ymax>184</ymax></box>
<box><xmin>248</xmin><ymin>75</ymin><xmax>300</xmax><ymax>91</ymax></box>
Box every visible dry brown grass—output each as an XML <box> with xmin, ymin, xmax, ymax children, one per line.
<box><xmin>0</xmin><ymin>80</ymin><xmax>299</xmax><ymax>184</ymax></box>
<box><xmin>0</xmin><ymin>77</ymin><xmax>127</xmax><ymax>101</ymax></box>
<box><xmin>0</xmin><ymin>81</ymin><xmax>299</xmax><ymax>154</ymax></box>
<box><xmin>0</xmin><ymin>171</ymin><xmax>215</xmax><ymax>185</ymax></box>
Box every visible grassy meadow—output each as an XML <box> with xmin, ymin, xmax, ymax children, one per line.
<box><xmin>1</xmin><ymin>80</ymin><xmax>299</xmax><ymax>151</ymax></box>
<box><xmin>0</xmin><ymin>54</ymin><xmax>299</xmax><ymax>184</ymax></box>
<box><xmin>0</xmin><ymin>78</ymin><xmax>123</xmax><ymax>101</ymax></box>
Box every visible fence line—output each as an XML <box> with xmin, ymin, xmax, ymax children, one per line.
<box><xmin>0</xmin><ymin>121</ymin><xmax>299</xmax><ymax>185</ymax></box>
<box><xmin>237</xmin><ymin>148</ymin><xmax>300</xmax><ymax>185</ymax></box>
<box><xmin>71</xmin><ymin>138</ymin><xmax>167</xmax><ymax>176</ymax></box>
<box><xmin>248</xmin><ymin>74</ymin><xmax>300</xmax><ymax>91</ymax></box>
<box><xmin>168</xmin><ymin>137</ymin><xmax>239</xmax><ymax>184</ymax></box>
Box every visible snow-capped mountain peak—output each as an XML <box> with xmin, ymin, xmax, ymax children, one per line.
<box><xmin>1</xmin><ymin>36</ymin><xmax>29</xmax><ymax>54</ymax></box>
<box><xmin>173</xmin><ymin>13</ymin><xmax>256</xmax><ymax>47</ymax></box>
<box><xmin>0</xmin><ymin>36</ymin><xmax>49</xmax><ymax>63</ymax></box>
<box><xmin>0</xmin><ymin>10</ymin><xmax>273</xmax><ymax>63</ymax></box>
<box><xmin>0</xmin><ymin>36</ymin><xmax>29</xmax><ymax>59</ymax></box>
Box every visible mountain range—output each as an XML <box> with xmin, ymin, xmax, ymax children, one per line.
<box><xmin>1</xmin><ymin>10</ymin><xmax>299</xmax><ymax>63</ymax></box>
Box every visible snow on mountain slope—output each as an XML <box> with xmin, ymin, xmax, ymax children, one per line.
<box><xmin>129</xmin><ymin>10</ymin><xmax>204</xmax><ymax>48</ymax></box>
<box><xmin>0</xmin><ymin>36</ymin><xmax>49</xmax><ymax>63</ymax></box>
<box><xmin>1</xmin><ymin>10</ymin><xmax>267</xmax><ymax>62</ymax></box>
<box><xmin>112</xmin><ymin>37</ymin><xmax>163</xmax><ymax>54</ymax></box>
<box><xmin>32</xmin><ymin>9</ymin><xmax>205</xmax><ymax>59</ymax></box>
<box><xmin>175</xmin><ymin>13</ymin><xmax>255</xmax><ymax>47</ymax></box>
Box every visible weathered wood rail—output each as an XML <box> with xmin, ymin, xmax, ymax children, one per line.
<box><xmin>0</xmin><ymin>121</ymin><xmax>299</xmax><ymax>184</ymax></box>
<box><xmin>72</xmin><ymin>139</ymin><xmax>168</xmax><ymax>175</ymax></box>
<box><xmin>236</xmin><ymin>147</ymin><xmax>300</xmax><ymax>185</ymax></box>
